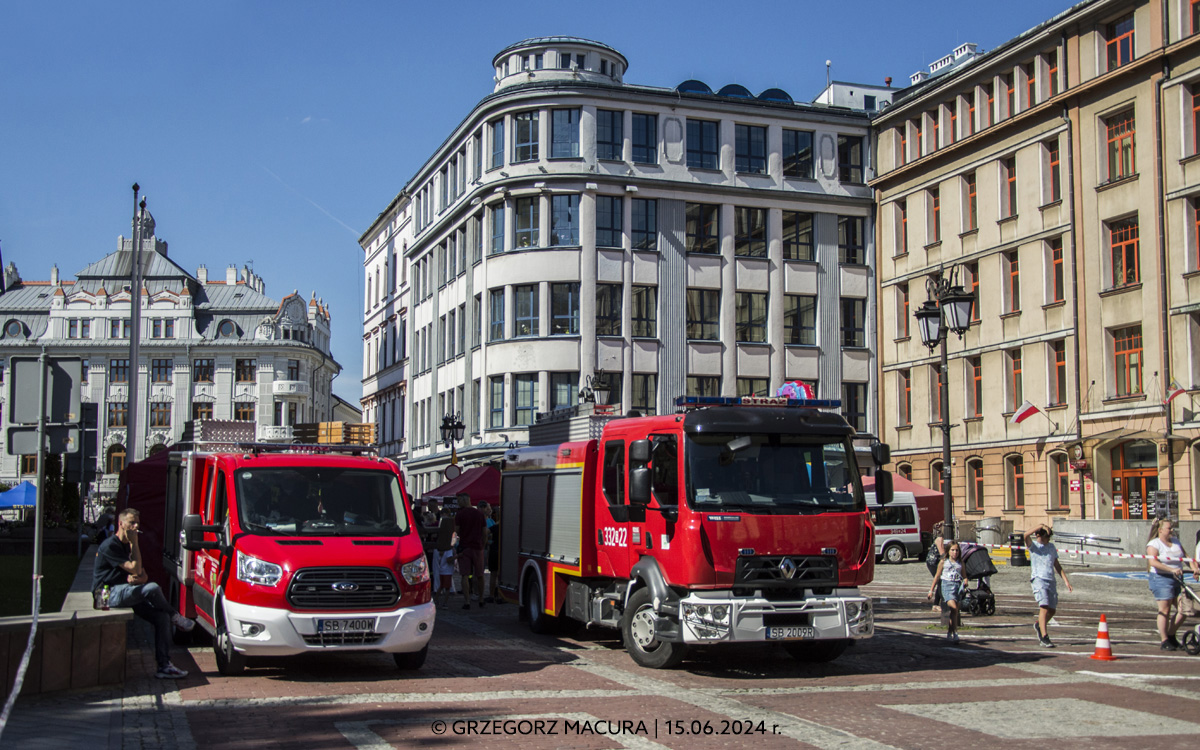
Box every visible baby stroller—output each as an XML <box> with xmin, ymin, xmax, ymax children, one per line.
<box><xmin>958</xmin><ymin>545</ymin><xmax>998</xmax><ymax>616</ymax></box>
<box><xmin>1183</xmin><ymin>580</ymin><xmax>1200</xmax><ymax>655</ymax></box>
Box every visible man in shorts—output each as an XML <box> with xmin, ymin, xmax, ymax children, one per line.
<box><xmin>453</xmin><ymin>493</ymin><xmax>487</xmax><ymax>610</ymax></box>
<box><xmin>1024</xmin><ymin>523</ymin><xmax>1073</xmax><ymax>647</ymax></box>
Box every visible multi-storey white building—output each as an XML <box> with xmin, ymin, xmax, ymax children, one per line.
<box><xmin>360</xmin><ymin>37</ymin><xmax>879</xmax><ymax>496</ymax></box>
<box><xmin>0</xmin><ymin>210</ymin><xmax>342</xmax><ymax>497</ymax></box>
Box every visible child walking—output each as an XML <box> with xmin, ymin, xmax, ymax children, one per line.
<box><xmin>928</xmin><ymin>541</ymin><xmax>964</xmax><ymax>643</ymax></box>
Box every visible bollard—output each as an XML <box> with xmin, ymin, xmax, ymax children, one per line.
<box><xmin>1009</xmin><ymin>533</ymin><xmax>1028</xmax><ymax>567</ymax></box>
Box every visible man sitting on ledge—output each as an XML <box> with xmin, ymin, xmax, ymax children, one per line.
<box><xmin>93</xmin><ymin>508</ymin><xmax>195</xmax><ymax>679</ymax></box>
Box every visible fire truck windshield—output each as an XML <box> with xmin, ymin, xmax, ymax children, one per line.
<box><xmin>685</xmin><ymin>433</ymin><xmax>862</xmax><ymax>513</ymax></box>
<box><xmin>235</xmin><ymin>467</ymin><xmax>410</xmax><ymax>536</ymax></box>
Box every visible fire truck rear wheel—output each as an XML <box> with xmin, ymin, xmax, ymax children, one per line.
<box><xmin>214</xmin><ymin>613</ymin><xmax>247</xmax><ymax>676</ymax></box>
<box><xmin>393</xmin><ymin>646</ymin><xmax>427</xmax><ymax>670</ymax></box>
<box><xmin>525</xmin><ymin>574</ymin><xmax>558</xmax><ymax>635</ymax></box>
<box><xmin>783</xmin><ymin>639</ymin><xmax>849</xmax><ymax>663</ymax></box>
<box><xmin>621</xmin><ymin>588</ymin><xmax>688</xmax><ymax>669</ymax></box>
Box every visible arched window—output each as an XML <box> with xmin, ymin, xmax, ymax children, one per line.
<box><xmin>967</xmin><ymin>458</ymin><xmax>985</xmax><ymax>511</ymax></box>
<box><xmin>148</xmin><ymin>443</ymin><xmax>166</xmax><ymax>457</ymax></box>
<box><xmin>106</xmin><ymin>444</ymin><xmax>126</xmax><ymax>475</ymax></box>
<box><xmin>930</xmin><ymin>460</ymin><xmax>944</xmax><ymax>493</ymax></box>
<box><xmin>897</xmin><ymin>463</ymin><xmax>913</xmax><ymax>482</ymax></box>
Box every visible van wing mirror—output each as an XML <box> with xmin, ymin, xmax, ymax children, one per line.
<box><xmin>181</xmin><ymin>513</ymin><xmax>222</xmax><ymax>551</ymax></box>
<box><xmin>871</xmin><ymin>442</ymin><xmax>891</xmax><ymax>467</ymax></box>
<box><xmin>873</xmin><ymin>470</ymin><xmax>894</xmax><ymax>506</ymax></box>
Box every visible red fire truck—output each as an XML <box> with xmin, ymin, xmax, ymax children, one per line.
<box><xmin>167</xmin><ymin>444</ymin><xmax>434</xmax><ymax>674</ymax></box>
<box><xmin>499</xmin><ymin>396</ymin><xmax>892</xmax><ymax>668</ymax></box>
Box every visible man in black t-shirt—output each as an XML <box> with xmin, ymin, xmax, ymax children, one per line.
<box><xmin>94</xmin><ymin>508</ymin><xmax>195</xmax><ymax>679</ymax></box>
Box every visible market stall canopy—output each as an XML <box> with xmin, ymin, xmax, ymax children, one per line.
<box><xmin>423</xmin><ymin>465</ymin><xmax>501</xmax><ymax>507</ymax></box>
<box><xmin>0</xmin><ymin>481</ymin><xmax>37</xmax><ymax>508</ymax></box>
<box><xmin>861</xmin><ymin>474</ymin><xmax>941</xmax><ymax>500</ymax></box>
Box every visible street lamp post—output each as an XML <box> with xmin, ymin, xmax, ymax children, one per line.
<box><xmin>579</xmin><ymin>374</ymin><xmax>612</xmax><ymax>408</ymax></box>
<box><xmin>440</xmin><ymin>413</ymin><xmax>465</xmax><ymax>466</ymax></box>
<box><xmin>914</xmin><ymin>267</ymin><xmax>975</xmax><ymax>543</ymax></box>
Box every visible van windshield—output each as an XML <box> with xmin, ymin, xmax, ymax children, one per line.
<box><xmin>685</xmin><ymin>433</ymin><xmax>862</xmax><ymax>513</ymax></box>
<box><xmin>235</xmin><ymin>467</ymin><xmax>410</xmax><ymax>536</ymax></box>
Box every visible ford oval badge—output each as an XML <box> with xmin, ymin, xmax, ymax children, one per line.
<box><xmin>332</xmin><ymin>581</ymin><xmax>359</xmax><ymax>592</ymax></box>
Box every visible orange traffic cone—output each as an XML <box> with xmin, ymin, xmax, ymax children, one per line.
<box><xmin>1089</xmin><ymin>614</ymin><xmax>1118</xmax><ymax>661</ymax></box>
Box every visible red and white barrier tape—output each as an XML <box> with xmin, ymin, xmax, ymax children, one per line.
<box><xmin>974</xmin><ymin>541</ymin><xmax>1200</xmax><ymax>565</ymax></box>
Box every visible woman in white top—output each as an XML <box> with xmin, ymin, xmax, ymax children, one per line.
<box><xmin>1146</xmin><ymin>519</ymin><xmax>1200</xmax><ymax>651</ymax></box>
<box><xmin>927</xmin><ymin>542</ymin><xmax>964</xmax><ymax>643</ymax></box>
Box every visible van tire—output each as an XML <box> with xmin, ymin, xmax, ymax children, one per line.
<box><xmin>620</xmin><ymin>588</ymin><xmax>688</xmax><ymax>669</ymax></box>
<box><xmin>393</xmin><ymin>646</ymin><xmax>428</xmax><ymax>670</ymax></box>
<box><xmin>214</xmin><ymin>605</ymin><xmax>247</xmax><ymax>676</ymax></box>
<box><xmin>784</xmin><ymin>639</ymin><xmax>850</xmax><ymax>663</ymax></box>
<box><xmin>882</xmin><ymin>543</ymin><xmax>906</xmax><ymax>564</ymax></box>
<box><xmin>525</xmin><ymin>573</ymin><xmax>557</xmax><ymax>635</ymax></box>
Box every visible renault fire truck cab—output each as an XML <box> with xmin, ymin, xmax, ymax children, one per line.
<box><xmin>169</xmin><ymin>444</ymin><xmax>434</xmax><ymax>675</ymax></box>
<box><xmin>501</xmin><ymin>396</ymin><xmax>892</xmax><ymax>669</ymax></box>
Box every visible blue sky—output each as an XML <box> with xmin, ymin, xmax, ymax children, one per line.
<box><xmin>1</xmin><ymin>0</ymin><xmax>1074</xmax><ymax>404</ymax></box>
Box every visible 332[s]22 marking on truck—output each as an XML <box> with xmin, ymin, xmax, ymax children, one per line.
<box><xmin>499</xmin><ymin>395</ymin><xmax>894</xmax><ymax>669</ymax></box>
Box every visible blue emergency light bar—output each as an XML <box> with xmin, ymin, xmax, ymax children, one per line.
<box><xmin>674</xmin><ymin>395</ymin><xmax>842</xmax><ymax>408</ymax></box>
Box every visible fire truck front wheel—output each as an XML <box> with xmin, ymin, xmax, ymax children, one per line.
<box><xmin>621</xmin><ymin>588</ymin><xmax>688</xmax><ymax>669</ymax></box>
<box><xmin>783</xmin><ymin>639</ymin><xmax>850</xmax><ymax>663</ymax></box>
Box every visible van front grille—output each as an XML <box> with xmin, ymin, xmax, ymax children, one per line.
<box><xmin>287</xmin><ymin>567</ymin><xmax>399</xmax><ymax>609</ymax></box>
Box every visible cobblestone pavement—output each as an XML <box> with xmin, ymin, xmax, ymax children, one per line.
<box><xmin>5</xmin><ymin>560</ymin><xmax>1200</xmax><ymax>749</ymax></box>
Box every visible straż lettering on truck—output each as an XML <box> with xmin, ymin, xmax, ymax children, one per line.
<box><xmin>165</xmin><ymin>443</ymin><xmax>434</xmax><ymax>675</ymax></box>
<box><xmin>499</xmin><ymin>395</ymin><xmax>894</xmax><ymax>668</ymax></box>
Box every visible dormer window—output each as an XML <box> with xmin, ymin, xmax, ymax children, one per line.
<box><xmin>4</xmin><ymin>320</ymin><xmax>23</xmax><ymax>339</ymax></box>
<box><xmin>218</xmin><ymin>319</ymin><xmax>236</xmax><ymax>338</ymax></box>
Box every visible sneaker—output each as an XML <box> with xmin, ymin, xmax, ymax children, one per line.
<box><xmin>155</xmin><ymin>663</ymin><xmax>188</xmax><ymax>679</ymax></box>
<box><xmin>1161</xmin><ymin>640</ymin><xmax>1179</xmax><ymax>651</ymax></box>
<box><xmin>1039</xmin><ymin>636</ymin><xmax>1055</xmax><ymax>648</ymax></box>
<box><xmin>1168</xmin><ymin>635</ymin><xmax>1182</xmax><ymax>650</ymax></box>
<box><xmin>172</xmin><ymin>614</ymin><xmax>196</xmax><ymax>632</ymax></box>
<box><xmin>1033</xmin><ymin>622</ymin><xmax>1043</xmax><ymax>641</ymax></box>
<box><xmin>951</xmin><ymin>633</ymin><xmax>960</xmax><ymax>644</ymax></box>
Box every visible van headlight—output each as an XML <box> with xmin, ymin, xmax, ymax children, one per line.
<box><xmin>237</xmin><ymin>550</ymin><xmax>283</xmax><ymax>587</ymax></box>
<box><xmin>401</xmin><ymin>555</ymin><xmax>430</xmax><ymax>585</ymax></box>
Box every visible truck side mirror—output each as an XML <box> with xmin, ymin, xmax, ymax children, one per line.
<box><xmin>181</xmin><ymin>513</ymin><xmax>221</xmax><ymax>551</ymax></box>
<box><xmin>629</xmin><ymin>439</ymin><xmax>650</xmax><ymax>463</ymax></box>
<box><xmin>871</xmin><ymin>442</ymin><xmax>891</xmax><ymax>467</ymax></box>
<box><xmin>629</xmin><ymin>465</ymin><xmax>651</xmax><ymax>507</ymax></box>
<box><xmin>873</xmin><ymin>470</ymin><xmax>894</xmax><ymax>506</ymax></box>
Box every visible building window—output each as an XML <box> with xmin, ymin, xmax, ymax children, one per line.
<box><xmin>1106</xmin><ymin>110</ymin><xmax>1136</xmax><ymax>182</ymax></box>
<box><xmin>734</xmin><ymin>124</ymin><xmax>767</xmax><ymax>174</ymax></box>
<box><xmin>686</xmin><ymin>119</ymin><xmax>719</xmax><ymax>169</ymax></box>
<box><xmin>929</xmin><ymin>363</ymin><xmax>944</xmax><ymax>425</ymax></box>
<box><xmin>234</xmin><ymin>402</ymin><xmax>255</xmax><ymax>421</ymax></box>
<box><xmin>1107</xmin><ymin>13</ymin><xmax>1135</xmax><ymax>70</ymax></box>
<box><xmin>631</xmin><ymin>113</ymin><xmax>657</xmax><ymax>164</ymax></box>
<box><xmin>843</xmin><ymin>383</ymin><xmax>867</xmax><ymax>433</ymax></box>
<box><xmin>929</xmin><ymin>187</ymin><xmax>941</xmax><ymax>243</ymax></box>
<box><xmin>236</xmin><ymin>358</ymin><xmax>257</xmax><ymax>383</ymax></box>
<box><xmin>193</xmin><ymin>358</ymin><xmax>213</xmax><ymax>383</ymax></box>
<box><xmin>841</xmin><ymin>298</ymin><xmax>866</xmax><ymax>347</ymax></box>
<box><xmin>631</xmin><ymin>198</ymin><xmax>657</xmax><ymax>251</ymax></box>
<box><xmin>967</xmin><ymin>261</ymin><xmax>981</xmax><ymax>322</ymax></box>
<box><xmin>1050</xmin><ymin>339</ymin><xmax>1068</xmax><ymax>406</ymax></box>
<box><xmin>550</xmin><ymin>372</ymin><xmax>578</xmax><ymax>410</ymax></box>
<box><xmin>897</xmin><ymin>125</ymin><xmax>908</xmax><ymax>167</ymax></box>
<box><xmin>108</xmin><ymin>402</ymin><xmax>128</xmax><ymax>428</ymax></box>
<box><xmin>966</xmin><ymin>92</ymin><xmax>976</xmax><ymax>136</ymax></box>
<box><xmin>1007</xmin><ymin>348</ymin><xmax>1024</xmax><ymax>411</ymax></box>
<box><xmin>838</xmin><ymin>216</ymin><xmax>865</xmax><ymax>264</ymax></box>
<box><xmin>1002</xmin><ymin>156</ymin><xmax>1017</xmax><ymax>218</ymax></box>
<box><xmin>68</xmin><ymin>319</ymin><xmax>79</xmax><ymax>338</ymax></box>
<box><xmin>550</xmin><ymin>283</ymin><xmax>580</xmax><ymax>335</ymax></box>
<box><xmin>1045</xmin><ymin>138</ymin><xmax>1061</xmax><ymax>203</ymax></box>
<box><xmin>930</xmin><ymin>110</ymin><xmax>939</xmax><ymax>151</ymax></box>
<box><xmin>897</xmin><ymin>199</ymin><xmax>908</xmax><ymax>254</ymax></box>
<box><xmin>596</xmin><ymin>196</ymin><xmax>622</xmax><ymax>248</ymax></box>
<box><xmin>632</xmin><ymin>373</ymin><xmax>656</xmax><ymax>415</ymax></box>
<box><xmin>287</xmin><ymin>359</ymin><xmax>300</xmax><ymax>381</ymax></box>
<box><xmin>1005</xmin><ymin>72</ymin><xmax>1015</xmax><ymax>118</ymax></box>
<box><xmin>514</xmin><ymin>197</ymin><xmax>539</xmax><ymax>248</ymax></box>
<box><xmin>899</xmin><ymin>369</ymin><xmax>912</xmax><ymax>426</ymax></box>
<box><xmin>151</xmin><ymin>358</ymin><xmax>172</xmax><ymax>383</ymax></box>
<box><xmin>968</xmin><ymin>459</ymin><xmax>985</xmax><ymax>511</ymax></box>
<box><xmin>109</xmin><ymin>358</ymin><xmax>129</xmax><ymax>384</ymax></box>
<box><xmin>489</xmin><ymin>376</ymin><xmax>504</xmax><ymax>428</ymax></box>
<box><xmin>737</xmin><ymin>378</ymin><xmax>769</xmax><ymax>398</ymax></box>
<box><xmin>1006</xmin><ymin>455</ymin><xmax>1026</xmax><ymax>510</ymax></box>
<box><xmin>837</xmin><ymin>135</ymin><xmax>864</xmax><ymax>183</ymax></box>
<box><xmin>105</xmin><ymin>446</ymin><xmax>125</xmax><ymax>475</ymax></box>
<box><xmin>192</xmin><ymin>402</ymin><xmax>213</xmax><ymax>421</ymax></box>
<box><xmin>631</xmin><ymin>286</ymin><xmax>657</xmax><ymax>338</ymax></box>
<box><xmin>898</xmin><ymin>464</ymin><xmax>913</xmax><ymax>482</ymax></box>
<box><xmin>1193</xmin><ymin>89</ymin><xmax>1200</xmax><ymax>156</ymax></box>
<box><xmin>687</xmin><ymin>376</ymin><xmax>720</xmax><ymax>398</ymax></box>
<box><xmin>1049</xmin><ymin>237</ymin><xmax>1065</xmax><ymax>303</ymax></box>
<box><xmin>782</xmin><ymin>129</ymin><xmax>814</xmax><ymax>178</ymax></box>
<box><xmin>1024</xmin><ymin>61</ymin><xmax>1037</xmax><ymax>109</ymax></box>
<box><xmin>984</xmin><ymin>82</ymin><xmax>995</xmax><ymax>128</ymax></box>
<box><xmin>489</xmin><ymin>289</ymin><xmax>505</xmax><ymax>342</ymax></box>
<box><xmin>150</xmin><ymin>402</ymin><xmax>171</xmax><ymax>428</ymax></box>
<box><xmin>964</xmin><ymin>171</ymin><xmax>978</xmax><ymax>230</ymax></box>
<box><xmin>514</xmin><ymin>284</ymin><xmax>538</xmax><ymax>337</ymax></box>
<box><xmin>967</xmin><ymin>356</ymin><xmax>983</xmax><ymax>417</ymax></box>
<box><xmin>782</xmin><ymin>211</ymin><xmax>814</xmax><ymax>260</ymax></box>
<box><xmin>1113</xmin><ymin>325</ymin><xmax>1143</xmax><ymax>396</ymax></box>
<box><xmin>896</xmin><ymin>283</ymin><xmax>910</xmax><ymax>339</ymax></box>
<box><xmin>1050</xmin><ymin>453</ymin><xmax>1070</xmax><ymax>510</ymax></box>
<box><xmin>686</xmin><ymin>203</ymin><xmax>720</xmax><ymax>254</ymax></box>
<box><xmin>550</xmin><ymin>194</ymin><xmax>579</xmax><ymax>246</ymax></box>
<box><xmin>513</xmin><ymin>111</ymin><xmax>538</xmax><ymax>162</ymax></box>
<box><xmin>784</xmin><ymin>294</ymin><xmax>816</xmax><ymax>345</ymax></box>
<box><xmin>489</xmin><ymin>204</ymin><xmax>505</xmax><ymax>254</ymax></box>
<box><xmin>596</xmin><ymin>109</ymin><xmax>623</xmax><ymax>161</ymax></box>
<box><xmin>686</xmin><ymin>289</ymin><xmax>719</xmax><ymax>340</ymax></box>
<box><xmin>735</xmin><ymin>292</ymin><xmax>767</xmax><ymax>343</ymax></box>
<box><xmin>734</xmin><ymin>207</ymin><xmax>767</xmax><ymax>257</ymax></box>
<box><xmin>1048</xmin><ymin>49</ymin><xmax>1060</xmax><ymax>96</ymax></box>
<box><xmin>514</xmin><ymin>374</ymin><xmax>538</xmax><ymax>426</ymax></box>
<box><xmin>1005</xmin><ymin>250</ymin><xmax>1021</xmax><ymax>313</ymax></box>
<box><xmin>551</xmin><ymin>108</ymin><xmax>580</xmax><ymax>158</ymax></box>
<box><xmin>596</xmin><ymin>283</ymin><xmax>622</xmax><ymax>336</ymax></box>
<box><xmin>1110</xmin><ymin>217</ymin><xmax>1140</xmax><ymax>287</ymax></box>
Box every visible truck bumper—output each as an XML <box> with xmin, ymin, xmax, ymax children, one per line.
<box><xmin>222</xmin><ymin>599</ymin><xmax>436</xmax><ymax>657</ymax></box>
<box><xmin>671</xmin><ymin>589</ymin><xmax>873</xmax><ymax>645</ymax></box>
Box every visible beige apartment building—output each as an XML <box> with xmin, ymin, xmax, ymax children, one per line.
<box><xmin>873</xmin><ymin>0</ymin><xmax>1200</xmax><ymax>528</ymax></box>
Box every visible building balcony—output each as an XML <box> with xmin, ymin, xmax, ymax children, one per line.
<box><xmin>258</xmin><ymin>425</ymin><xmax>294</xmax><ymax>442</ymax></box>
<box><xmin>272</xmin><ymin>380</ymin><xmax>310</xmax><ymax>398</ymax></box>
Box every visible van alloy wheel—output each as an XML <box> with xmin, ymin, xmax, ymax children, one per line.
<box><xmin>214</xmin><ymin>612</ymin><xmax>246</xmax><ymax>676</ymax></box>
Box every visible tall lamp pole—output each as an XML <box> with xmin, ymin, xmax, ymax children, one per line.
<box><xmin>914</xmin><ymin>266</ymin><xmax>975</xmax><ymax>543</ymax></box>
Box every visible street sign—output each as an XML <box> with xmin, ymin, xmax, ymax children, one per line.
<box><xmin>9</xmin><ymin>356</ymin><xmax>82</xmax><ymax>424</ymax></box>
<box><xmin>1069</xmin><ymin>479</ymin><xmax>1081</xmax><ymax>492</ymax></box>
<box><xmin>7</xmin><ymin>426</ymin><xmax>80</xmax><ymax>455</ymax></box>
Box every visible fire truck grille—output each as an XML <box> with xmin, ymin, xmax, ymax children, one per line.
<box><xmin>734</xmin><ymin>555</ymin><xmax>838</xmax><ymax>590</ymax></box>
<box><xmin>301</xmin><ymin>632</ymin><xmax>385</xmax><ymax>647</ymax></box>
<box><xmin>287</xmin><ymin>567</ymin><xmax>400</xmax><ymax>609</ymax></box>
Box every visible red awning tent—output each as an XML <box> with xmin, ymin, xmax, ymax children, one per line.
<box><xmin>423</xmin><ymin>465</ymin><xmax>501</xmax><ymax>508</ymax></box>
<box><xmin>861</xmin><ymin>474</ymin><xmax>942</xmax><ymax>500</ymax></box>
<box><xmin>861</xmin><ymin>474</ymin><xmax>944</xmax><ymax>536</ymax></box>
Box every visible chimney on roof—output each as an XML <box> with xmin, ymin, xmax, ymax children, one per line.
<box><xmin>910</xmin><ymin>70</ymin><xmax>929</xmax><ymax>85</ymax></box>
<box><xmin>885</xmin><ymin>76</ymin><xmax>892</xmax><ymax>88</ymax></box>
<box><xmin>953</xmin><ymin>42</ymin><xmax>978</xmax><ymax>59</ymax></box>
<box><xmin>226</xmin><ymin>265</ymin><xmax>237</xmax><ymax>284</ymax></box>
<box><xmin>50</xmin><ymin>265</ymin><xmax>58</xmax><ymax>285</ymax></box>
<box><xmin>197</xmin><ymin>265</ymin><xmax>207</xmax><ymax>283</ymax></box>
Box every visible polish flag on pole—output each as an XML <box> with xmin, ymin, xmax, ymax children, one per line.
<box><xmin>1165</xmin><ymin>384</ymin><xmax>1186</xmax><ymax>405</ymax></box>
<box><xmin>1011</xmin><ymin>400</ymin><xmax>1040</xmax><ymax>424</ymax></box>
